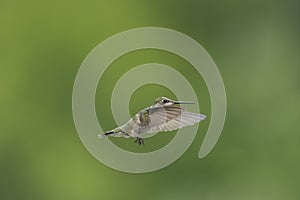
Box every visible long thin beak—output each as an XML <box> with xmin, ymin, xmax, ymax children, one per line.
<box><xmin>173</xmin><ymin>101</ymin><xmax>195</xmax><ymax>104</ymax></box>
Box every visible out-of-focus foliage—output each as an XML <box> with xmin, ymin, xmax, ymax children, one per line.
<box><xmin>0</xmin><ymin>0</ymin><xmax>299</xmax><ymax>199</ymax></box>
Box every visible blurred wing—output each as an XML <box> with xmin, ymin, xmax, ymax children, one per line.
<box><xmin>146</xmin><ymin>105</ymin><xmax>206</xmax><ymax>133</ymax></box>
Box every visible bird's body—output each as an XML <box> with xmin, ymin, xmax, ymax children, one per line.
<box><xmin>98</xmin><ymin>97</ymin><xmax>206</xmax><ymax>145</ymax></box>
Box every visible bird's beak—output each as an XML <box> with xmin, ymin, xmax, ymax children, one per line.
<box><xmin>173</xmin><ymin>101</ymin><xmax>195</xmax><ymax>104</ymax></box>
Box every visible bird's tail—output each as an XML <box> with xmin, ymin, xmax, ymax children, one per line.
<box><xmin>97</xmin><ymin>128</ymin><xmax>125</xmax><ymax>138</ymax></box>
<box><xmin>97</xmin><ymin>131</ymin><xmax>114</xmax><ymax>138</ymax></box>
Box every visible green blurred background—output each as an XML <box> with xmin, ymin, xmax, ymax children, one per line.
<box><xmin>1</xmin><ymin>0</ymin><xmax>300</xmax><ymax>199</ymax></box>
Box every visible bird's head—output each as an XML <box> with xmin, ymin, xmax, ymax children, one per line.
<box><xmin>152</xmin><ymin>97</ymin><xmax>194</xmax><ymax>107</ymax></box>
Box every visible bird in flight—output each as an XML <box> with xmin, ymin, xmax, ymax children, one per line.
<box><xmin>98</xmin><ymin>97</ymin><xmax>206</xmax><ymax>145</ymax></box>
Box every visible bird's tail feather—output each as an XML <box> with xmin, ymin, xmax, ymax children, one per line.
<box><xmin>97</xmin><ymin>128</ymin><xmax>125</xmax><ymax>138</ymax></box>
<box><xmin>97</xmin><ymin>131</ymin><xmax>114</xmax><ymax>138</ymax></box>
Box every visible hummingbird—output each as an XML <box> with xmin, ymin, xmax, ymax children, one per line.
<box><xmin>98</xmin><ymin>97</ymin><xmax>206</xmax><ymax>145</ymax></box>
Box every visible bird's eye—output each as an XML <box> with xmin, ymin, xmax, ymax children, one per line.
<box><xmin>162</xmin><ymin>99</ymin><xmax>168</xmax><ymax>103</ymax></box>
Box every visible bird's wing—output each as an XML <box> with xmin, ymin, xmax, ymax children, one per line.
<box><xmin>145</xmin><ymin>105</ymin><xmax>206</xmax><ymax>133</ymax></box>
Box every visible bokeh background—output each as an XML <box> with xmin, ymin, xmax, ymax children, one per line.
<box><xmin>1</xmin><ymin>0</ymin><xmax>300</xmax><ymax>199</ymax></box>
